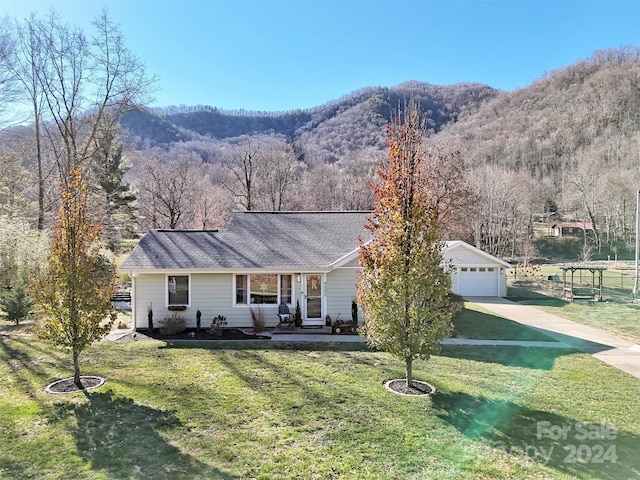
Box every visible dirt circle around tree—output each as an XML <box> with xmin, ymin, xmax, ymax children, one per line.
<box><xmin>44</xmin><ymin>376</ymin><xmax>106</xmax><ymax>394</ymax></box>
<box><xmin>384</xmin><ymin>379</ymin><xmax>436</xmax><ymax>396</ymax></box>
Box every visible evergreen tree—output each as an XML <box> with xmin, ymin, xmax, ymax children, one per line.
<box><xmin>91</xmin><ymin>115</ymin><xmax>138</xmax><ymax>249</ymax></box>
<box><xmin>0</xmin><ymin>275</ymin><xmax>33</xmax><ymax>325</ymax></box>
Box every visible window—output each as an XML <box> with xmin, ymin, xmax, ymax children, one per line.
<box><xmin>470</xmin><ymin>267</ymin><xmax>477</xmax><ymax>272</ymax></box>
<box><xmin>167</xmin><ymin>275</ymin><xmax>189</xmax><ymax>306</ymax></box>
<box><xmin>235</xmin><ymin>274</ymin><xmax>293</xmax><ymax>305</ymax></box>
<box><xmin>487</xmin><ymin>268</ymin><xmax>495</xmax><ymax>272</ymax></box>
<box><xmin>280</xmin><ymin>274</ymin><xmax>292</xmax><ymax>304</ymax></box>
<box><xmin>479</xmin><ymin>267</ymin><xmax>486</xmax><ymax>272</ymax></box>
<box><xmin>461</xmin><ymin>267</ymin><xmax>468</xmax><ymax>272</ymax></box>
<box><xmin>250</xmin><ymin>273</ymin><xmax>278</xmax><ymax>304</ymax></box>
<box><xmin>236</xmin><ymin>275</ymin><xmax>247</xmax><ymax>304</ymax></box>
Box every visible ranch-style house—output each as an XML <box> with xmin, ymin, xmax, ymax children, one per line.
<box><xmin>119</xmin><ymin>211</ymin><xmax>510</xmax><ymax>330</ymax></box>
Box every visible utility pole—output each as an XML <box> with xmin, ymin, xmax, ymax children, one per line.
<box><xmin>634</xmin><ymin>190</ymin><xmax>639</xmax><ymax>300</ymax></box>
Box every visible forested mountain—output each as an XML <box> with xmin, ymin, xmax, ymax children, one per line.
<box><xmin>115</xmin><ymin>47</ymin><xmax>640</xmax><ymax>261</ymax></box>
<box><xmin>120</xmin><ymin>81</ymin><xmax>498</xmax><ymax>162</ymax></box>
<box><xmin>2</xmin><ymin>43</ymin><xmax>639</xmax><ymax>264</ymax></box>
<box><xmin>122</xmin><ymin>81</ymin><xmax>498</xmax><ymax>146</ymax></box>
<box><xmin>436</xmin><ymin>46</ymin><xmax>640</xmax><ymax>258</ymax></box>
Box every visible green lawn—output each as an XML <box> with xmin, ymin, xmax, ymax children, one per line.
<box><xmin>1</xmin><ymin>328</ymin><xmax>639</xmax><ymax>479</ymax></box>
<box><xmin>516</xmin><ymin>298</ymin><xmax>640</xmax><ymax>344</ymax></box>
<box><xmin>453</xmin><ymin>303</ymin><xmax>558</xmax><ymax>341</ymax></box>
<box><xmin>505</xmin><ymin>261</ymin><xmax>640</xmax><ymax>343</ymax></box>
<box><xmin>507</xmin><ymin>287</ymin><xmax>640</xmax><ymax>344</ymax></box>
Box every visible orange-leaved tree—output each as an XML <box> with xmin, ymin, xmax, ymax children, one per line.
<box><xmin>31</xmin><ymin>167</ymin><xmax>115</xmax><ymax>387</ymax></box>
<box><xmin>357</xmin><ymin>98</ymin><xmax>461</xmax><ymax>388</ymax></box>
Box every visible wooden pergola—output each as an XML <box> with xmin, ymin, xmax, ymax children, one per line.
<box><xmin>561</xmin><ymin>265</ymin><xmax>606</xmax><ymax>301</ymax></box>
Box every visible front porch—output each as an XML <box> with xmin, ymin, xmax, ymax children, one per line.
<box><xmin>272</xmin><ymin>325</ymin><xmax>338</xmax><ymax>336</ymax></box>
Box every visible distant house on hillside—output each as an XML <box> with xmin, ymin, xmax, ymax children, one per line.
<box><xmin>551</xmin><ymin>222</ymin><xmax>594</xmax><ymax>237</ymax></box>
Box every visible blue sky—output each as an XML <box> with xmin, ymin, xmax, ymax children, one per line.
<box><xmin>2</xmin><ymin>0</ymin><xmax>639</xmax><ymax>112</ymax></box>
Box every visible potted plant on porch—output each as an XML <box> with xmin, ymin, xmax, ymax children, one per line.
<box><xmin>294</xmin><ymin>300</ymin><xmax>302</xmax><ymax>327</ymax></box>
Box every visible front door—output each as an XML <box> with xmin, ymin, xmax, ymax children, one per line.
<box><xmin>304</xmin><ymin>274</ymin><xmax>324</xmax><ymax>326</ymax></box>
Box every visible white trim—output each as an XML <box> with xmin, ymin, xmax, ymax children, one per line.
<box><xmin>443</xmin><ymin>240</ymin><xmax>512</xmax><ymax>268</ymax></box>
<box><xmin>232</xmin><ymin>273</ymin><xmax>295</xmax><ymax>308</ymax></box>
<box><xmin>125</xmin><ymin>267</ymin><xmax>333</xmax><ymax>276</ymax></box>
<box><xmin>328</xmin><ymin>248</ymin><xmax>359</xmax><ymax>269</ymax></box>
<box><xmin>302</xmin><ymin>273</ymin><xmax>325</xmax><ymax>326</ymax></box>
<box><xmin>165</xmin><ymin>273</ymin><xmax>191</xmax><ymax>307</ymax></box>
<box><xmin>329</xmin><ymin>238</ymin><xmax>372</xmax><ymax>269</ymax></box>
<box><xmin>131</xmin><ymin>275</ymin><xmax>137</xmax><ymax>330</ymax></box>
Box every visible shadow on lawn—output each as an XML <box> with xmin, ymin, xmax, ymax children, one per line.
<box><xmin>50</xmin><ymin>390</ymin><xmax>235</xmax><ymax>480</ymax></box>
<box><xmin>439</xmin><ymin>344</ymin><xmax>579</xmax><ymax>370</ymax></box>
<box><xmin>453</xmin><ymin>308</ymin><xmax>556</xmax><ymax>342</ymax></box>
<box><xmin>157</xmin><ymin>339</ymin><xmax>369</xmax><ymax>353</ymax></box>
<box><xmin>0</xmin><ymin>335</ymin><xmax>68</xmax><ymax>395</ymax></box>
<box><xmin>433</xmin><ymin>390</ymin><xmax>640</xmax><ymax>479</ymax></box>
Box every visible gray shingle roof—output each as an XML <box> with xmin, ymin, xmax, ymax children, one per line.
<box><xmin>120</xmin><ymin>211</ymin><xmax>371</xmax><ymax>271</ymax></box>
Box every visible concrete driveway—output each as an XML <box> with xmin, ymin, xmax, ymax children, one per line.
<box><xmin>465</xmin><ymin>296</ymin><xmax>640</xmax><ymax>381</ymax></box>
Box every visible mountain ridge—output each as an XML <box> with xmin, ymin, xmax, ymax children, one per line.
<box><xmin>120</xmin><ymin>81</ymin><xmax>499</xmax><ymax>151</ymax></box>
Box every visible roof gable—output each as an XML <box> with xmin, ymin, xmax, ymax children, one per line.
<box><xmin>443</xmin><ymin>241</ymin><xmax>511</xmax><ymax>267</ymax></box>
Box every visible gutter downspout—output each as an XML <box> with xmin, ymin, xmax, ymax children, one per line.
<box><xmin>130</xmin><ymin>274</ymin><xmax>136</xmax><ymax>330</ymax></box>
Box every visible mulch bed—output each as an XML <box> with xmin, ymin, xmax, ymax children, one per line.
<box><xmin>117</xmin><ymin>328</ymin><xmax>271</xmax><ymax>342</ymax></box>
<box><xmin>384</xmin><ymin>379</ymin><xmax>436</xmax><ymax>396</ymax></box>
<box><xmin>45</xmin><ymin>376</ymin><xmax>106</xmax><ymax>394</ymax></box>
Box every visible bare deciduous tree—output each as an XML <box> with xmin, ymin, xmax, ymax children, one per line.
<box><xmin>192</xmin><ymin>165</ymin><xmax>231</xmax><ymax>229</ymax></box>
<box><xmin>467</xmin><ymin>166</ymin><xmax>523</xmax><ymax>258</ymax></box>
<box><xmin>0</xmin><ymin>16</ymin><xmax>19</xmax><ymax>127</ymax></box>
<box><xmin>21</xmin><ymin>10</ymin><xmax>155</xmax><ymax>181</ymax></box>
<box><xmin>6</xmin><ymin>10</ymin><xmax>155</xmax><ymax>229</ymax></box>
<box><xmin>137</xmin><ymin>152</ymin><xmax>202</xmax><ymax>230</ymax></box>
<box><xmin>259</xmin><ymin>137</ymin><xmax>298</xmax><ymax>211</ymax></box>
<box><xmin>420</xmin><ymin>139</ymin><xmax>473</xmax><ymax>238</ymax></box>
<box><xmin>4</xmin><ymin>15</ymin><xmax>50</xmax><ymax>230</ymax></box>
<box><xmin>225</xmin><ymin>137</ymin><xmax>260</xmax><ymax>211</ymax></box>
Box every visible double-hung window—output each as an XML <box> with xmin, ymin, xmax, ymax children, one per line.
<box><xmin>235</xmin><ymin>274</ymin><xmax>292</xmax><ymax>306</ymax></box>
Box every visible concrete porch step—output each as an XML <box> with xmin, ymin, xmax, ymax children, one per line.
<box><xmin>272</xmin><ymin>326</ymin><xmax>333</xmax><ymax>335</ymax></box>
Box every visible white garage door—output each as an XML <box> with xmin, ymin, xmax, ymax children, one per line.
<box><xmin>457</xmin><ymin>267</ymin><xmax>499</xmax><ymax>296</ymax></box>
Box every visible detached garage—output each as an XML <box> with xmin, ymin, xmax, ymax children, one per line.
<box><xmin>444</xmin><ymin>241</ymin><xmax>511</xmax><ymax>297</ymax></box>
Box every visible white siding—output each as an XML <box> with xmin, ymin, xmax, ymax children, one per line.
<box><xmin>134</xmin><ymin>273</ymin><xmax>286</xmax><ymax>329</ymax></box>
<box><xmin>450</xmin><ymin>268</ymin><xmax>507</xmax><ymax>297</ymax></box>
<box><xmin>326</xmin><ymin>267</ymin><xmax>361</xmax><ymax>324</ymax></box>
<box><xmin>341</xmin><ymin>257</ymin><xmax>361</xmax><ymax>268</ymax></box>
<box><xmin>133</xmin><ymin>274</ymin><xmax>165</xmax><ymax>329</ymax></box>
<box><xmin>133</xmin><ymin>254</ymin><xmax>507</xmax><ymax>329</ymax></box>
<box><xmin>445</xmin><ymin>244</ymin><xmax>509</xmax><ymax>297</ymax></box>
<box><xmin>445</xmin><ymin>245</ymin><xmax>497</xmax><ymax>267</ymax></box>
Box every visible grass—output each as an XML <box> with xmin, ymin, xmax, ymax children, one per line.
<box><xmin>1</xmin><ymin>325</ymin><xmax>639</xmax><ymax>479</ymax></box>
<box><xmin>512</xmin><ymin>297</ymin><xmax>640</xmax><ymax>344</ymax></box>
<box><xmin>507</xmin><ymin>283</ymin><xmax>640</xmax><ymax>343</ymax></box>
<box><xmin>453</xmin><ymin>303</ymin><xmax>558</xmax><ymax>341</ymax></box>
<box><xmin>507</xmin><ymin>261</ymin><xmax>640</xmax><ymax>343</ymax></box>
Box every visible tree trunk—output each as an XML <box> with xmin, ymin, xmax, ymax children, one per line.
<box><xmin>405</xmin><ymin>358</ymin><xmax>413</xmax><ymax>388</ymax></box>
<box><xmin>585</xmin><ymin>205</ymin><xmax>601</xmax><ymax>252</ymax></box>
<box><xmin>73</xmin><ymin>351</ymin><xmax>81</xmax><ymax>388</ymax></box>
<box><xmin>34</xmin><ymin>114</ymin><xmax>45</xmax><ymax>231</ymax></box>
